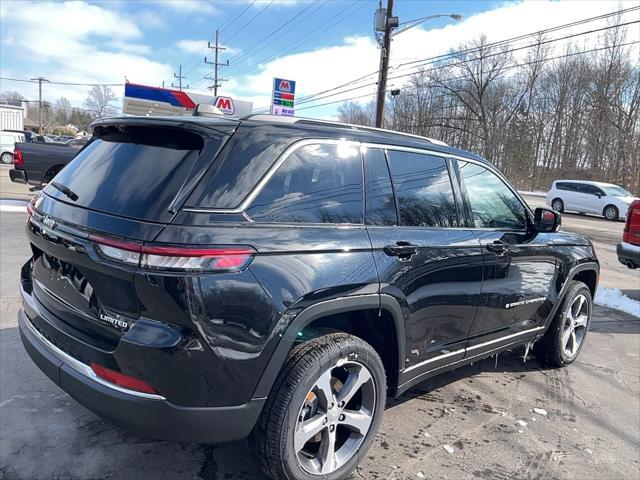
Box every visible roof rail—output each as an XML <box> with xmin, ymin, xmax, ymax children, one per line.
<box><xmin>241</xmin><ymin>113</ymin><xmax>448</xmax><ymax>146</ymax></box>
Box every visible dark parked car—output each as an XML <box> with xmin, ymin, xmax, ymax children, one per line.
<box><xmin>9</xmin><ymin>140</ymin><xmax>85</xmax><ymax>187</ymax></box>
<box><xmin>19</xmin><ymin>114</ymin><xmax>599</xmax><ymax>480</ymax></box>
<box><xmin>617</xmin><ymin>199</ymin><xmax>640</xmax><ymax>269</ymax></box>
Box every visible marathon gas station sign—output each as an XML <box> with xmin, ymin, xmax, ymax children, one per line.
<box><xmin>271</xmin><ymin>78</ymin><xmax>296</xmax><ymax>116</ymax></box>
<box><xmin>123</xmin><ymin>83</ymin><xmax>253</xmax><ymax>117</ymax></box>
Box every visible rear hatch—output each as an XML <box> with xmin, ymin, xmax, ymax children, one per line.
<box><xmin>27</xmin><ymin>119</ymin><xmax>235</xmax><ymax>351</ymax></box>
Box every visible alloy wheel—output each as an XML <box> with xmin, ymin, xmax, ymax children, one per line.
<box><xmin>552</xmin><ymin>200</ymin><xmax>563</xmax><ymax>212</ymax></box>
<box><xmin>294</xmin><ymin>361</ymin><xmax>376</xmax><ymax>475</ymax></box>
<box><xmin>604</xmin><ymin>207</ymin><xmax>617</xmax><ymax>220</ymax></box>
<box><xmin>562</xmin><ymin>294</ymin><xmax>589</xmax><ymax>358</ymax></box>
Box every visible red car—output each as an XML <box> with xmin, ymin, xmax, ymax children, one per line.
<box><xmin>617</xmin><ymin>199</ymin><xmax>640</xmax><ymax>269</ymax></box>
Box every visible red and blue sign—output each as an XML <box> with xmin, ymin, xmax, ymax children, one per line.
<box><xmin>272</xmin><ymin>77</ymin><xmax>296</xmax><ymax>117</ymax></box>
<box><xmin>125</xmin><ymin>83</ymin><xmax>196</xmax><ymax>109</ymax></box>
<box><xmin>274</xmin><ymin>78</ymin><xmax>296</xmax><ymax>94</ymax></box>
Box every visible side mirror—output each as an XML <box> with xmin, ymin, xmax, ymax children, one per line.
<box><xmin>535</xmin><ymin>207</ymin><xmax>561</xmax><ymax>232</ymax></box>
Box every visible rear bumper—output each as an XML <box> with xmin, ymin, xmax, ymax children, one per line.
<box><xmin>617</xmin><ymin>241</ymin><xmax>640</xmax><ymax>267</ymax></box>
<box><xmin>18</xmin><ymin>306</ymin><xmax>265</xmax><ymax>443</ymax></box>
<box><xmin>9</xmin><ymin>168</ymin><xmax>27</xmax><ymax>184</ymax></box>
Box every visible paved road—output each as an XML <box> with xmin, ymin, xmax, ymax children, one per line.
<box><xmin>0</xmin><ymin>205</ymin><xmax>639</xmax><ymax>479</ymax></box>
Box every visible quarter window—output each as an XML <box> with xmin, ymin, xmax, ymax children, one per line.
<box><xmin>386</xmin><ymin>150</ymin><xmax>458</xmax><ymax>227</ymax></box>
<box><xmin>246</xmin><ymin>143</ymin><xmax>363</xmax><ymax>224</ymax></box>
<box><xmin>458</xmin><ymin>161</ymin><xmax>527</xmax><ymax>230</ymax></box>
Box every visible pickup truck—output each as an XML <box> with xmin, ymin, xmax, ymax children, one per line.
<box><xmin>9</xmin><ymin>140</ymin><xmax>86</xmax><ymax>187</ymax></box>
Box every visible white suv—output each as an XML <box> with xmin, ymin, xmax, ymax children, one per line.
<box><xmin>546</xmin><ymin>180</ymin><xmax>638</xmax><ymax>221</ymax></box>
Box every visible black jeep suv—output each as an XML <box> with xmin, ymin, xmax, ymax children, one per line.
<box><xmin>19</xmin><ymin>114</ymin><xmax>598</xmax><ymax>480</ymax></box>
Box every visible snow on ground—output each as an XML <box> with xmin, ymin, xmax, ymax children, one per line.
<box><xmin>594</xmin><ymin>288</ymin><xmax>640</xmax><ymax>318</ymax></box>
<box><xmin>519</xmin><ymin>190</ymin><xmax>547</xmax><ymax>197</ymax></box>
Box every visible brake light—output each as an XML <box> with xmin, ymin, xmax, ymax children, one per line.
<box><xmin>13</xmin><ymin>148</ymin><xmax>23</xmax><ymax>167</ymax></box>
<box><xmin>88</xmin><ymin>234</ymin><xmax>255</xmax><ymax>272</ymax></box>
<box><xmin>90</xmin><ymin>363</ymin><xmax>159</xmax><ymax>395</ymax></box>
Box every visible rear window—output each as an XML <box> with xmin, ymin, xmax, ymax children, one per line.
<box><xmin>44</xmin><ymin>125</ymin><xmax>224</xmax><ymax>223</ymax></box>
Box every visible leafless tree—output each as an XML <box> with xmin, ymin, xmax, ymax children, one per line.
<box><xmin>84</xmin><ymin>85</ymin><xmax>118</xmax><ymax>119</ymax></box>
<box><xmin>338</xmin><ymin>21</ymin><xmax>639</xmax><ymax>193</ymax></box>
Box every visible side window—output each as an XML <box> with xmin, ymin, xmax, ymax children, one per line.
<box><xmin>582</xmin><ymin>184</ymin><xmax>602</xmax><ymax>196</ymax></box>
<box><xmin>557</xmin><ymin>182</ymin><xmax>572</xmax><ymax>191</ymax></box>
<box><xmin>364</xmin><ymin>148</ymin><xmax>397</xmax><ymax>226</ymax></box>
<box><xmin>245</xmin><ymin>142</ymin><xmax>363</xmax><ymax>224</ymax></box>
<box><xmin>386</xmin><ymin>150</ymin><xmax>458</xmax><ymax>227</ymax></box>
<box><xmin>457</xmin><ymin>161</ymin><xmax>527</xmax><ymax>230</ymax></box>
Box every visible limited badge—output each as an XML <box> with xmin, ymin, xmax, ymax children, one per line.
<box><xmin>99</xmin><ymin>311</ymin><xmax>130</xmax><ymax>331</ymax></box>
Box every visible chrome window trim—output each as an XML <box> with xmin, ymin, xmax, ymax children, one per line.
<box><xmin>23</xmin><ymin>315</ymin><xmax>166</xmax><ymax>401</ymax></box>
<box><xmin>402</xmin><ymin>325</ymin><xmax>544</xmax><ymax>373</ymax></box>
<box><xmin>183</xmin><ymin>139</ymin><xmax>531</xmax><ymax>221</ymax></box>
<box><xmin>465</xmin><ymin>326</ymin><xmax>545</xmax><ymax>352</ymax></box>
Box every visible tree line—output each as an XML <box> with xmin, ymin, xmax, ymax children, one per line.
<box><xmin>0</xmin><ymin>85</ymin><xmax>118</xmax><ymax>134</ymax></box>
<box><xmin>337</xmin><ymin>21</ymin><xmax>639</xmax><ymax>193</ymax></box>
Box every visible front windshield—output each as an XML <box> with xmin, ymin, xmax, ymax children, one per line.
<box><xmin>603</xmin><ymin>185</ymin><xmax>633</xmax><ymax>197</ymax></box>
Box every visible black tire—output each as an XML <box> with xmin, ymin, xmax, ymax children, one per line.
<box><xmin>252</xmin><ymin>333</ymin><xmax>386</xmax><ymax>480</ymax></box>
<box><xmin>534</xmin><ymin>281</ymin><xmax>592</xmax><ymax>367</ymax></box>
<box><xmin>551</xmin><ymin>198</ymin><xmax>564</xmax><ymax>213</ymax></box>
<box><xmin>1</xmin><ymin>152</ymin><xmax>12</xmax><ymax>164</ymax></box>
<box><xmin>603</xmin><ymin>204</ymin><xmax>619</xmax><ymax>221</ymax></box>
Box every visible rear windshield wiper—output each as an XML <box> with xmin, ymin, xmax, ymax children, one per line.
<box><xmin>50</xmin><ymin>182</ymin><xmax>79</xmax><ymax>201</ymax></box>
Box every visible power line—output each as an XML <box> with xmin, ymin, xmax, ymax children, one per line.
<box><xmin>220</xmin><ymin>0</ymin><xmax>257</xmax><ymax>33</ymax></box>
<box><xmin>226</xmin><ymin>0</ymin><xmax>366</xmax><ymax>78</ymax></box>
<box><xmin>225</xmin><ymin>0</ymin><xmax>275</xmax><ymax>44</ymax></box>
<box><xmin>293</xmin><ymin>40</ymin><xmax>640</xmax><ymax>113</ymax></box>
<box><xmin>227</xmin><ymin>0</ymin><xmax>322</xmax><ymax>65</ymax></box>
<box><xmin>272</xmin><ymin>17</ymin><xmax>640</xmax><ymax>111</ymax></box>
<box><xmin>287</xmin><ymin>6</ymin><xmax>640</xmax><ymax>107</ymax></box>
<box><xmin>0</xmin><ymin>76</ymin><xmax>123</xmax><ymax>87</ymax></box>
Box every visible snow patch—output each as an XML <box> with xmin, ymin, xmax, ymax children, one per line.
<box><xmin>519</xmin><ymin>190</ymin><xmax>547</xmax><ymax>198</ymax></box>
<box><xmin>594</xmin><ymin>288</ymin><xmax>640</xmax><ymax>318</ymax></box>
<box><xmin>533</xmin><ymin>407</ymin><xmax>548</xmax><ymax>416</ymax></box>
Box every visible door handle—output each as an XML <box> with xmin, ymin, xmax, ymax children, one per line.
<box><xmin>383</xmin><ymin>242</ymin><xmax>419</xmax><ymax>258</ymax></box>
<box><xmin>485</xmin><ymin>240</ymin><xmax>509</xmax><ymax>255</ymax></box>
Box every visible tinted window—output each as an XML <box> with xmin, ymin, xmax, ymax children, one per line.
<box><xmin>246</xmin><ymin>143</ymin><xmax>363</xmax><ymax>224</ymax></box>
<box><xmin>556</xmin><ymin>182</ymin><xmax>577</xmax><ymax>191</ymax></box>
<box><xmin>581</xmin><ymin>184</ymin><xmax>603</xmax><ymax>195</ymax></box>
<box><xmin>386</xmin><ymin>151</ymin><xmax>457</xmax><ymax>227</ymax></box>
<box><xmin>44</xmin><ymin>126</ymin><xmax>217</xmax><ymax>223</ymax></box>
<box><xmin>364</xmin><ymin>148</ymin><xmax>397</xmax><ymax>226</ymax></box>
<box><xmin>458</xmin><ymin>161</ymin><xmax>527</xmax><ymax>230</ymax></box>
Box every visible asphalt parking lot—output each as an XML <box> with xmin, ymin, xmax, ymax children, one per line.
<box><xmin>1</xmin><ymin>170</ymin><xmax>638</xmax><ymax>479</ymax></box>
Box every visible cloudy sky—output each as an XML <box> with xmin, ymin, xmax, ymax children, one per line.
<box><xmin>1</xmin><ymin>0</ymin><xmax>638</xmax><ymax>118</ymax></box>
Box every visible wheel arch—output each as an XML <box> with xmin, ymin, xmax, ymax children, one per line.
<box><xmin>543</xmin><ymin>261</ymin><xmax>599</xmax><ymax>331</ymax></box>
<box><xmin>252</xmin><ymin>294</ymin><xmax>406</xmax><ymax>399</ymax></box>
<box><xmin>43</xmin><ymin>164</ymin><xmax>65</xmax><ymax>183</ymax></box>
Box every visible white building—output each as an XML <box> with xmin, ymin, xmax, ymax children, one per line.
<box><xmin>0</xmin><ymin>103</ymin><xmax>26</xmax><ymax>131</ymax></box>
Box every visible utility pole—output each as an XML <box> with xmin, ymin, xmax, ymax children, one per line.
<box><xmin>204</xmin><ymin>29</ymin><xmax>229</xmax><ymax>96</ymax></box>
<box><xmin>375</xmin><ymin>0</ymin><xmax>397</xmax><ymax>128</ymax></box>
<box><xmin>30</xmin><ymin>77</ymin><xmax>49</xmax><ymax>134</ymax></box>
<box><xmin>373</xmin><ymin>3</ymin><xmax>461</xmax><ymax>128</ymax></box>
<box><xmin>172</xmin><ymin>65</ymin><xmax>189</xmax><ymax>91</ymax></box>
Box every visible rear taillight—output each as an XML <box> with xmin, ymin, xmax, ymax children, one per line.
<box><xmin>13</xmin><ymin>148</ymin><xmax>23</xmax><ymax>167</ymax></box>
<box><xmin>624</xmin><ymin>206</ymin><xmax>632</xmax><ymax>233</ymax></box>
<box><xmin>88</xmin><ymin>234</ymin><xmax>255</xmax><ymax>272</ymax></box>
<box><xmin>90</xmin><ymin>363</ymin><xmax>159</xmax><ymax>395</ymax></box>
